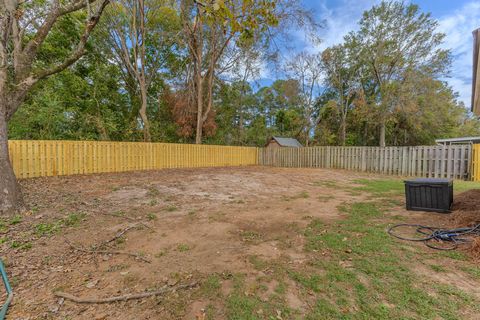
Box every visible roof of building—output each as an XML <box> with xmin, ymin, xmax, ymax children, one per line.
<box><xmin>268</xmin><ymin>136</ymin><xmax>303</xmax><ymax>148</ymax></box>
<box><xmin>435</xmin><ymin>136</ymin><xmax>480</xmax><ymax>144</ymax></box>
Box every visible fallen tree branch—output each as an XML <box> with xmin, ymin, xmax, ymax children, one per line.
<box><xmin>54</xmin><ymin>282</ymin><xmax>198</xmax><ymax>304</ymax></box>
<box><xmin>99</xmin><ymin>224</ymin><xmax>137</xmax><ymax>247</ymax></box>
<box><xmin>97</xmin><ymin>212</ymin><xmax>156</xmax><ymax>232</ymax></box>
<box><xmin>65</xmin><ymin>239</ymin><xmax>151</xmax><ymax>263</ymax></box>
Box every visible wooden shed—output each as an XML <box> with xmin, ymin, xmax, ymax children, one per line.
<box><xmin>265</xmin><ymin>136</ymin><xmax>303</xmax><ymax>148</ymax></box>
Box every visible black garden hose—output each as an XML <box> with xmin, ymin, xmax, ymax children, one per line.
<box><xmin>388</xmin><ymin>223</ymin><xmax>480</xmax><ymax>250</ymax></box>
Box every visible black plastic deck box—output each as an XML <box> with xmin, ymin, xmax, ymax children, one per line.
<box><xmin>404</xmin><ymin>178</ymin><xmax>453</xmax><ymax>213</ymax></box>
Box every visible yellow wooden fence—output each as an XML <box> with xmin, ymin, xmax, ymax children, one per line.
<box><xmin>7</xmin><ymin>140</ymin><xmax>259</xmax><ymax>179</ymax></box>
<box><xmin>473</xmin><ymin>144</ymin><xmax>480</xmax><ymax>181</ymax></box>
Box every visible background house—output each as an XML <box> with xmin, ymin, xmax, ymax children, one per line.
<box><xmin>435</xmin><ymin>136</ymin><xmax>480</xmax><ymax>145</ymax></box>
<box><xmin>265</xmin><ymin>136</ymin><xmax>303</xmax><ymax>148</ymax></box>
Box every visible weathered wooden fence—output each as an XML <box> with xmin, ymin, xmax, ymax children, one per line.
<box><xmin>8</xmin><ymin>140</ymin><xmax>480</xmax><ymax>180</ymax></box>
<box><xmin>259</xmin><ymin>145</ymin><xmax>473</xmax><ymax>180</ymax></box>
<box><xmin>473</xmin><ymin>144</ymin><xmax>480</xmax><ymax>182</ymax></box>
<box><xmin>7</xmin><ymin>140</ymin><xmax>259</xmax><ymax>179</ymax></box>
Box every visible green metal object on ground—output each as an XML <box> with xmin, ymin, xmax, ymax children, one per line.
<box><xmin>0</xmin><ymin>259</ymin><xmax>12</xmax><ymax>320</ymax></box>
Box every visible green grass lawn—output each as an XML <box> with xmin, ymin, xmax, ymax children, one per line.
<box><xmin>353</xmin><ymin>178</ymin><xmax>480</xmax><ymax>196</ymax></box>
<box><xmin>213</xmin><ymin>178</ymin><xmax>480</xmax><ymax>319</ymax></box>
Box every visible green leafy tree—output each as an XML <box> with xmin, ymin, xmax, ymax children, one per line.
<box><xmin>0</xmin><ymin>0</ymin><xmax>109</xmax><ymax>214</ymax></box>
<box><xmin>346</xmin><ymin>1</ymin><xmax>450</xmax><ymax>146</ymax></box>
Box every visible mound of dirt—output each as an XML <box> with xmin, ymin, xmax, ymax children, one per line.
<box><xmin>450</xmin><ymin>190</ymin><xmax>480</xmax><ymax>227</ymax></box>
<box><xmin>452</xmin><ymin>189</ymin><xmax>480</xmax><ymax>212</ymax></box>
<box><xmin>449</xmin><ymin>189</ymin><xmax>480</xmax><ymax>259</ymax></box>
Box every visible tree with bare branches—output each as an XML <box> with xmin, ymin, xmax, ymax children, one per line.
<box><xmin>180</xmin><ymin>0</ymin><xmax>279</xmax><ymax>144</ymax></box>
<box><xmin>285</xmin><ymin>51</ymin><xmax>323</xmax><ymax>146</ymax></box>
<box><xmin>103</xmin><ymin>0</ymin><xmax>180</xmax><ymax>142</ymax></box>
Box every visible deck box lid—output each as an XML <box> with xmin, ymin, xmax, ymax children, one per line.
<box><xmin>404</xmin><ymin>178</ymin><xmax>452</xmax><ymax>185</ymax></box>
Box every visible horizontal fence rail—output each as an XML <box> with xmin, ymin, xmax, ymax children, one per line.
<box><xmin>8</xmin><ymin>140</ymin><xmax>259</xmax><ymax>179</ymax></box>
<box><xmin>473</xmin><ymin>144</ymin><xmax>480</xmax><ymax>182</ymax></box>
<box><xmin>259</xmin><ymin>145</ymin><xmax>472</xmax><ymax>180</ymax></box>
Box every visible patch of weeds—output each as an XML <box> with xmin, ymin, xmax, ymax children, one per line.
<box><xmin>235</xmin><ymin>199</ymin><xmax>245</xmax><ymax>204</ymax></box>
<box><xmin>305</xmin><ymin>298</ymin><xmax>348</xmax><ymax>320</ymax></box>
<box><xmin>149</xmin><ymin>199</ymin><xmax>158</xmax><ymax>206</ymax></box>
<box><xmin>164</xmin><ymin>205</ymin><xmax>178</xmax><ymax>212</ymax></box>
<box><xmin>35</xmin><ymin>213</ymin><xmax>84</xmax><ymax>237</ymax></box>
<box><xmin>42</xmin><ymin>255</ymin><xmax>53</xmax><ymax>265</ymax></box>
<box><xmin>347</xmin><ymin>190</ymin><xmax>363</xmax><ymax>196</ymax></box>
<box><xmin>10</xmin><ymin>240</ymin><xmax>32</xmax><ymax>250</ymax></box>
<box><xmin>248</xmin><ymin>255</ymin><xmax>269</xmax><ymax>271</ymax></box>
<box><xmin>461</xmin><ymin>266</ymin><xmax>480</xmax><ymax>279</ymax></box>
<box><xmin>147</xmin><ymin>187</ymin><xmax>160</xmax><ymax>197</ymax></box>
<box><xmin>225</xmin><ymin>273</ymin><xmax>292</xmax><ymax>320</ymax></box>
<box><xmin>204</xmin><ymin>304</ymin><xmax>217</xmax><ymax>320</ymax></box>
<box><xmin>297</xmin><ymin>191</ymin><xmax>309</xmax><ymax>199</ymax></box>
<box><xmin>240</xmin><ymin>230</ymin><xmax>262</xmax><ymax>243</ymax></box>
<box><xmin>112</xmin><ymin>186</ymin><xmax>120</xmax><ymax>191</ymax></box>
<box><xmin>439</xmin><ymin>250</ymin><xmax>467</xmax><ymax>261</ymax></box>
<box><xmin>430</xmin><ymin>264</ymin><xmax>447</xmax><ymax>272</ymax></box>
<box><xmin>201</xmin><ymin>274</ymin><xmax>222</xmax><ymax>298</ymax></box>
<box><xmin>177</xmin><ymin>243</ymin><xmax>190</xmax><ymax>252</ymax></box>
<box><xmin>208</xmin><ymin>212</ymin><xmax>228</xmax><ymax>223</ymax></box>
<box><xmin>188</xmin><ymin>210</ymin><xmax>197</xmax><ymax>216</ymax></box>
<box><xmin>9</xmin><ymin>215</ymin><xmax>23</xmax><ymax>225</ymax></box>
<box><xmin>64</xmin><ymin>212</ymin><xmax>86</xmax><ymax>227</ymax></box>
<box><xmin>352</xmin><ymin>178</ymin><xmax>404</xmax><ymax>196</ymax></box>
<box><xmin>282</xmin><ymin>191</ymin><xmax>310</xmax><ymax>201</ymax></box>
<box><xmin>154</xmin><ymin>250</ymin><xmax>167</xmax><ymax>258</ymax></box>
<box><xmin>115</xmin><ymin>237</ymin><xmax>126</xmax><ymax>246</ymax></box>
<box><xmin>0</xmin><ymin>220</ymin><xmax>7</xmax><ymax>233</ymax></box>
<box><xmin>274</xmin><ymin>281</ymin><xmax>286</xmax><ymax>295</ymax></box>
<box><xmin>391</xmin><ymin>214</ymin><xmax>405</xmax><ymax>221</ymax></box>
<box><xmin>312</xmin><ymin>180</ymin><xmax>337</xmax><ymax>188</ymax></box>
<box><xmin>35</xmin><ymin>221</ymin><xmax>62</xmax><ymax>236</ymax></box>
<box><xmin>0</xmin><ymin>237</ymin><xmax>8</xmax><ymax>244</ymax></box>
<box><xmin>113</xmin><ymin>210</ymin><xmax>126</xmax><ymax>217</ymax></box>
<box><xmin>146</xmin><ymin>213</ymin><xmax>157</xmax><ymax>221</ymax></box>
<box><xmin>288</xmin><ymin>270</ymin><xmax>323</xmax><ymax>293</ymax></box>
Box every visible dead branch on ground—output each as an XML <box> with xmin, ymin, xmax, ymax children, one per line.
<box><xmin>65</xmin><ymin>239</ymin><xmax>151</xmax><ymax>263</ymax></box>
<box><xmin>97</xmin><ymin>211</ymin><xmax>156</xmax><ymax>232</ymax></box>
<box><xmin>99</xmin><ymin>224</ymin><xmax>138</xmax><ymax>247</ymax></box>
<box><xmin>54</xmin><ymin>282</ymin><xmax>198</xmax><ymax>304</ymax></box>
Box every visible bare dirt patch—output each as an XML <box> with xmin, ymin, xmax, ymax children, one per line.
<box><xmin>2</xmin><ymin>167</ymin><xmax>480</xmax><ymax>319</ymax></box>
<box><xmin>4</xmin><ymin>167</ymin><xmax>369</xmax><ymax>319</ymax></box>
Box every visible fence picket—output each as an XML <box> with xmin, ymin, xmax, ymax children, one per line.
<box><xmin>257</xmin><ymin>145</ymin><xmax>472</xmax><ymax>180</ymax></box>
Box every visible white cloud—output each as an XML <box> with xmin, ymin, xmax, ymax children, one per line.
<box><xmin>437</xmin><ymin>1</ymin><xmax>480</xmax><ymax>108</ymax></box>
<box><xmin>292</xmin><ymin>0</ymin><xmax>379</xmax><ymax>54</ymax></box>
<box><xmin>264</xmin><ymin>0</ymin><xmax>479</xmax><ymax>108</ymax></box>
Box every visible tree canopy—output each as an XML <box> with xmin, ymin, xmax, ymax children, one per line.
<box><xmin>7</xmin><ymin>0</ymin><xmax>480</xmax><ymax>147</ymax></box>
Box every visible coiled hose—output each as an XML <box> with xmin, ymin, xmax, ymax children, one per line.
<box><xmin>0</xmin><ymin>259</ymin><xmax>12</xmax><ymax>320</ymax></box>
<box><xmin>388</xmin><ymin>223</ymin><xmax>480</xmax><ymax>250</ymax></box>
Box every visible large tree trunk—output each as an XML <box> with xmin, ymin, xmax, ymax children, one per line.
<box><xmin>0</xmin><ymin>106</ymin><xmax>24</xmax><ymax>215</ymax></box>
<box><xmin>339</xmin><ymin>120</ymin><xmax>346</xmax><ymax>146</ymax></box>
<box><xmin>139</xmin><ymin>86</ymin><xmax>151</xmax><ymax>142</ymax></box>
<box><xmin>379</xmin><ymin>118</ymin><xmax>386</xmax><ymax>147</ymax></box>
<box><xmin>195</xmin><ymin>73</ymin><xmax>203</xmax><ymax>144</ymax></box>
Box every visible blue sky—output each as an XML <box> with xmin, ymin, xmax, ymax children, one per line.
<box><xmin>259</xmin><ymin>0</ymin><xmax>480</xmax><ymax>109</ymax></box>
